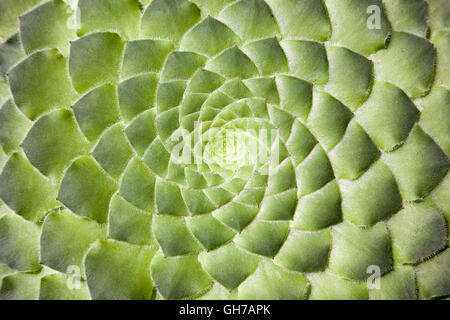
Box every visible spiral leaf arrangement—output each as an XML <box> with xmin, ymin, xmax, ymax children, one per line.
<box><xmin>0</xmin><ymin>0</ymin><xmax>449</xmax><ymax>300</ymax></box>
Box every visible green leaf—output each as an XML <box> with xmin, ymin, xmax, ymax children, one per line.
<box><xmin>276</xmin><ymin>75</ymin><xmax>312</xmax><ymax>121</ymax></box>
<box><xmin>78</xmin><ymin>0</ymin><xmax>141</xmax><ymax>40</ymax></box>
<box><xmin>108</xmin><ymin>194</ymin><xmax>154</xmax><ymax>245</ymax></box>
<box><xmin>274</xmin><ymin>229</ymin><xmax>330</xmax><ymax>272</ymax></box>
<box><xmin>238</xmin><ymin>260</ymin><xmax>308</xmax><ymax>300</ymax></box>
<box><xmin>151</xmin><ymin>251</ymin><xmax>212</xmax><ymax>299</ymax></box>
<box><xmin>41</xmin><ymin>209</ymin><xmax>106</xmax><ymax>274</ymax></box>
<box><xmin>121</xmin><ymin>40</ymin><xmax>174</xmax><ymax>79</ymax></box>
<box><xmin>85</xmin><ymin>240</ymin><xmax>156</xmax><ymax>299</ymax></box>
<box><xmin>181</xmin><ymin>16</ymin><xmax>241</xmax><ymax>57</ymax></box>
<box><xmin>0</xmin><ymin>273</ymin><xmax>41</xmax><ymax>300</ymax></box>
<box><xmin>295</xmin><ymin>145</ymin><xmax>334</xmax><ymax>196</ymax></box>
<box><xmin>433</xmin><ymin>31</ymin><xmax>450</xmax><ymax>88</ymax></box>
<box><xmin>416</xmin><ymin>249</ymin><xmax>450</xmax><ymax>299</ymax></box>
<box><xmin>0</xmin><ymin>34</ymin><xmax>24</xmax><ymax>77</ymax></box>
<box><xmin>340</xmin><ymin>161</ymin><xmax>402</xmax><ymax>226</ymax></box>
<box><xmin>357</xmin><ymin>82</ymin><xmax>419</xmax><ymax>151</ymax></box>
<box><xmin>140</xmin><ymin>0</ymin><xmax>201</xmax><ymax>44</ymax></box>
<box><xmin>373</xmin><ymin>32</ymin><xmax>435</xmax><ymax>98</ymax></box>
<box><xmin>388</xmin><ymin>201</ymin><xmax>447</xmax><ymax>264</ymax></box>
<box><xmin>22</xmin><ymin>109</ymin><xmax>91</xmax><ymax>181</ymax></box>
<box><xmin>382</xmin><ymin>126</ymin><xmax>448</xmax><ymax>200</ymax></box>
<box><xmin>293</xmin><ymin>180</ymin><xmax>342</xmax><ymax>230</ymax></box>
<box><xmin>243</xmin><ymin>38</ymin><xmax>288</xmax><ymax>75</ymax></box>
<box><xmin>329</xmin><ymin>121</ymin><xmax>380</xmax><ymax>180</ymax></box>
<box><xmin>329</xmin><ymin>222</ymin><xmax>392</xmax><ymax>280</ymax></box>
<box><xmin>280</xmin><ymin>40</ymin><xmax>328</xmax><ymax>84</ymax></box>
<box><xmin>0</xmin><ymin>99</ymin><xmax>31</xmax><ymax>154</ymax></box>
<box><xmin>186</xmin><ymin>215</ymin><xmax>235</xmax><ymax>250</ymax></box>
<box><xmin>234</xmin><ymin>221</ymin><xmax>289</xmax><ymax>257</ymax></box>
<box><xmin>213</xmin><ymin>202</ymin><xmax>258</xmax><ymax>232</ymax></box>
<box><xmin>369</xmin><ymin>266</ymin><xmax>416</xmax><ymax>300</ymax></box>
<box><xmin>118</xmin><ymin>73</ymin><xmax>158</xmax><ymax>122</ymax></box>
<box><xmin>8</xmin><ymin>49</ymin><xmax>77</xmax><ymax>120</ymax></box>
<box><xmin>72</xmin><ymin>84</ymin><xmax>120</xmax><ymax>141</ymax></box>
<box><xmin>124</xmin><ymin>110</ymin><xmax>156</xmax><ymax>155</ymax></box>
<box><xmin>92</xmin><ymin>124</ymin><xmax>133</xmax><ymax>179</ymax></box>
<box><xmin>69</xmin><ymin>32</ymin><xmax>124</xmax><ymax>93</ymax></box>
<box><xmin>417</xmin><ymin>87</ymin><xmax>450</xmax><ymax>154</ymax></box>
<box><xmin>308</xmin><ymin>272</ymin><xmax>368</xmax><ymax>300</ymax></box>
<box><xmin>325</xmin><ymin>0</ymin><xmax>391</xmax><ymax>56</ymax></box>
<box><xmin>218</xmin><ymin>0</ymin><xmax>280</xmax><ymax>40</ymax></box>
<box><xmin>206</xmin><ymin>47</ymin><xmax>259</xmax><ymax>79</ymax></box>
<box><xmin>58</xmin><ymin>156</ymin><xmax>118</xmax><ymax>223</ymax></box>
<box><xmin>0</xmin><ymin>0</ymin><xmax>43</xmax><ymax>38</ymax></box>
<box><xmin>265</xmin><ymin>0</ymin><xmax>330</xmax><ymax>41</ymax></box>
<box><xmin>160</xmin><ymin>51</ymin><xmax>206</xmax><ymax>82</ymax></box>
<box><xmin>306</xmin><ymin>90</ymin><xmax>352</xmax><ymax>151</ymax></box>
<box><xmin>155</xmin><ymin>179</ymin><xmax>188</xmax><ymax>216</ymax></box>
<box><xmin>20</xmin><ymin>0</ymin><xmax>75</xmax><ymax>56</ymax></box>
<box><xmin>0</xmin><ymin>212</ymin><xmax>40</xmax><ymax>272</ymax></box>
<box><xmin>383</xmin><ymin>0</ymin><xmax>428</xmax><ymax>37</ymax></box>
<box><xmin>0</xmin><ymin>152</ymin><xmax>58</xmax><ymax>221</ymax></box>
<box><xmin>119</xmin><ymin>157</ymin><xmax>156</xmax><ymax>211</ymax></box>
<box><xmin>40</xmin><ymin>273</ymin><xmax>91</xmax><ymax>300</ymax></box>
<box><xmin>199</xmin><ymin>243</ymin><xmax>260</xmax><ymax>290</ymax></box>
<box><xmin>153</xmin><ymin>215</ymin><xmax>201</xmax><ymax>256</ymax></box>
<box><xmin>324</xmin><ymin>46</ymin><xmax>372</xmax><ymax>110</ymax></box>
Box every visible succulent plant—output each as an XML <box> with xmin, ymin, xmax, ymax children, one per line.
<box><xmin>0</xmin><ymin>0</ymin><xmax>449</xmax><ymax>300</ymax></box>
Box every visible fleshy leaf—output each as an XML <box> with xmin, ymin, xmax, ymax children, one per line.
<box><xmin>151</xmin><ymin>251</ymin><xmax>212</xmax><ymax>299</ymax></box>
<box><xmin>78</xmin><ymin>0</ymin><xmax>141</xmax><ymax>40</ymax></box>
<box><xmin>69</xmin><ymin>32</ymin><xmax>124</xmax><ymax>93</ymax></box>
<box><xmin>8</xmin><ymin>49</ymin><xmax>77</xmax><ymax>120</ymax></box>
<box><xmin>58</xmin><ymin>156</ymin><xmax>118</xmax><ymax>223</ymax></box>
<box><xmin>41</xmin><ymin>209</ymin><xmax>106</xmax><ymax>274</ymax></box>
<box><xmin>0</xmin><ymin>213</ymin><xmax>40</xmax><ymax>272</ymax></box>
<box><xmin>85</xmin><ymin>240</ymin><xmax>156</xmax><ymax>300</ymax></box>
<box><xmin>0</xmin><ymin>152</ymin><xmax>58</xmax><ymax>221</ymax></box>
